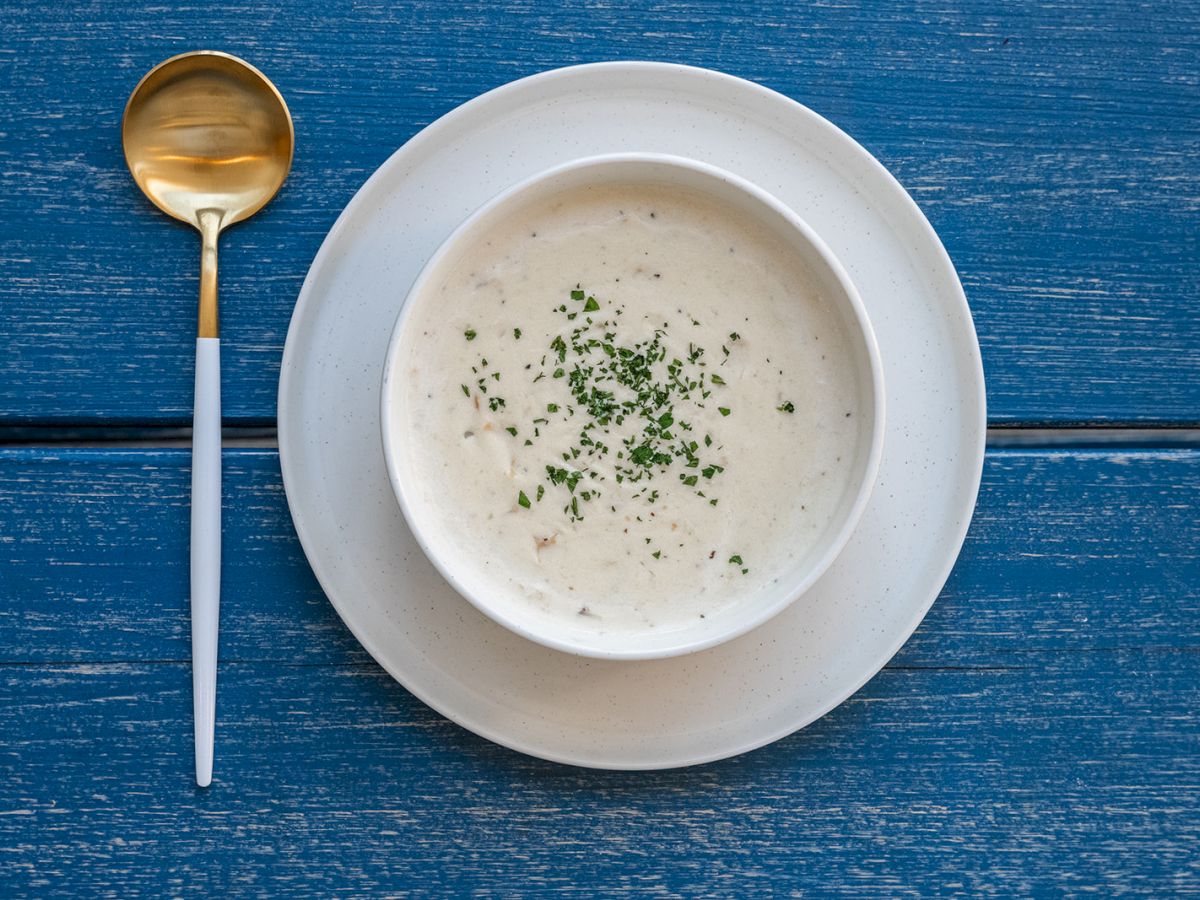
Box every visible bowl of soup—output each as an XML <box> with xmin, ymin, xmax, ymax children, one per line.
<box><xmin>381</xmin><ymin>153</ymin><xmax>884</xmax><ymax>659</ymax></box>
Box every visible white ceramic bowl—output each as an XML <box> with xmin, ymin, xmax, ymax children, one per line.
<box><xmin>381</xmin><ymin>153</ymin><xmax>884</xmax><ymax>659</ymax></box>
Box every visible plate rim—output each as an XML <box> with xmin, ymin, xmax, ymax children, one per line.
<box><xmin>278</xmin><ymin>61</ymin><xmax>987</xmax><ymax>769</ymax></box>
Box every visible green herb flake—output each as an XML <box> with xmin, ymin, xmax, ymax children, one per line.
<box><xmin>477</xmin><ymin>284</ymin><xmax>745</xmax><ymax>530</ymax></box>
<box><xmin>777</xmin><ymin>401</ymin><xmax>795</xmax><ymax>413</ymax></box>
<box><xmin>729</xmin><ymin>554</ymin><xmax>743</xmax><ymax>566</ymax></box>
<box><xmin>718</xmin><ymin>407</ymin><xmax>731</xmax><ymax>417</ymax></box>
<box><xmin>464</xmin><ymin>328</ymin><xmax>477</xmax><ymax>341</ymax></box>
<box><xmin>461</xmin><ymin>384</ymin><xmax>470</xmax><ymax>397</ymax></box>
<box><xmin>652</xmin><ymin>550</ymin><xmax>662</xmax><ymax>559</ymax></box>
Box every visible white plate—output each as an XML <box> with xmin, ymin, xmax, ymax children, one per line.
<box><xmin>278</xmin><ymin>62</ymin><xmax>986</xmax><ymax>769</ymax></box>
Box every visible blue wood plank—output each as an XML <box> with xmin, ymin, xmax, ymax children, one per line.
<box><xmin>0</xmin><ymin>448</ymin><xmax>1197</xmax><ymax>894</ymax></box>
<box><xmin>2</xmin><ymin>448</ymin><xmax>1197</xmax><ymax>666</ymax></box>
<box><xmin>0</xmin><ymin>655</ymin><xmax>1195</xmax><ymax>896</ymax></box>
<box><xmin>0</xmin><ymin>1</ymin><xmax>1197</xmax><ymax>426</ymax></box>
<box><xmin>0</xmin><ymin>449</ymin><xmax>366</xmax><ymax>666</ymax></box>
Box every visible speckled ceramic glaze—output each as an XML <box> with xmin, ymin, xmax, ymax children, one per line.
<box><xmin>278</xmin><ymin>62</ymin><xmax>986</xmax><ymax>769</ymax></box>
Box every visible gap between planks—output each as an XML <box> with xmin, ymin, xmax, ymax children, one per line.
<box><xmin>0</xmin><ymin>659</ymin><xmax>1042</xmax><ymax>672</ymax></box>
<box><xmin>1</xmin><ymin>427</ymin><xmax>1200</xmax><ymax>450</ymax></box>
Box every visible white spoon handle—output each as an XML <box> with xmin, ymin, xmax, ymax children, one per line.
<box><xmin>191</xmin><ymin>336</ymin><xmax>221</xmax><ymax>787</ymax></box>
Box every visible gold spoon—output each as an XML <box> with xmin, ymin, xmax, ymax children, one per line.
<box><xmin>122</xmin><ymin>50</ymin><xmax>293</xmax><ymax>788</ymax></box>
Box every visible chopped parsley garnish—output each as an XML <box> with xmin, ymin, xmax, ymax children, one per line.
<box><xmin>777</xmin><ymin>401</ymin><xmax>795</xmax><ymax>413</ymax></box>
<box><xmin>460</xmin><ymin>286</ymin><xmax>743</xmax><ymax>534</ymax></box>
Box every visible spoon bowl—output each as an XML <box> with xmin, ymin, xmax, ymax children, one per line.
<box><xmin>123</xmin><ymin>50</ymin><xmax>293</xmax><ymax>231</ymax></box>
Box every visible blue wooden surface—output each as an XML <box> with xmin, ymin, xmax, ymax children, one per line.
<box><xmin>1</xmin><ymin>0</ymin><xmax>1198</xmax><ymax>426</ymax></box>
<box><xmin>1</xmin><ymin>448</ymin><xmax>1197</xmax><ymax>896</ymax></box>
<box><xmin>3</xmin><ymin>448</ymin><xmax>1198</xmax><ymax>668</ymax></box>
<box><xmin>2</xmin><ymin>1</ymin><xmax>1199</xmax><ymax>896</ymax></box>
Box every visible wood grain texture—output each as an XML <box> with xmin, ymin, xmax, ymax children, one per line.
<box><xmin>2</xmin><ymin>448</ymin><xmax>1196</xmax><ymax>666</ymax></box>
<box><xmin>0</xmin><ymin>658</ymin><xmax>1196</xmax><ymax>897</ymax></box>
<box><xmin>0</xmin><ymin>447</ymin><xmax>1197</xmax><ymax>896</ymax></box>
<box><xmin>1</xmin><ymin>1</ymin><xmax>1197</xmax><ymax>426</ymax></box>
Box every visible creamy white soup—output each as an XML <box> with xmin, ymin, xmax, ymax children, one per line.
<box><xmin>395</xmin><ymin>182</ymin><xmax>860</xmax><ymax>635</ymax></box>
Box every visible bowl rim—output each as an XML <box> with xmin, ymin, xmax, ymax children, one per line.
<box><xmin>380</xmin><ymin>151</ymin><xmax>886</xmax><ymax>660</ymax></box>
